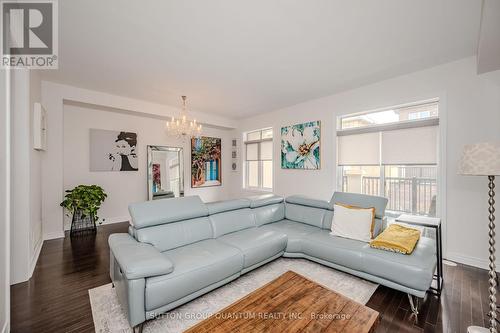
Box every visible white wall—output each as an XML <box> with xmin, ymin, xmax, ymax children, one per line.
<box><xmin>230</xmin><ymin>57</ymin><xmax>500</xmax><ymax>270</ymax></box>
<box><xmin>10</xmin><ymin>70</ymin><xmax>31</xmax><ymax>284</ymax></box>
<box><xmin>0</xmin><ymin>69</ymin><xmax>11</xmax><ymax>333</ymax></box>
<box><xmin>42</xmin><ymin>82</ymin><xmax>236</xmax><ymax>238</ymax></box>
<box><xmin>28</xmin><ymin>71</ymin><xmax>43</xmax><ymax>273</ymax></box>
<box><xmin>63</xmin><ymin>103</ymin><xmax>233</xmax><ymax>228</ymax></box>
<box><xmin>9</xmin><ymin>69</ymin><xmax>44</xmax><ymax>285</ymax></box>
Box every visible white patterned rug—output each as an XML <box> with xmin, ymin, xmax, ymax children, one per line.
<box><xmin>89</xmin><ymin>258</ymin><xmax>378</xmax><ymax>333</ymax></box>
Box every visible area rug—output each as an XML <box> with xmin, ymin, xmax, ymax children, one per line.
<box><xmin>89</xmin><ymin>258</ymin><xmax>378</xmax><ymax>333</ymax></box>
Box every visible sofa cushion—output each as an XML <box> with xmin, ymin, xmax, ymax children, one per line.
<box><xmin>129</xmin><ymin>195</ymin><xmax>208</xmax><ymax>229</ymax></box>
<box><xmin>361</xmin><ymin>236</ymin><xmax>436</xmax><ymax>291</ymax></box>
<box><xmin>135</xmin><ymin>217</ymin><xmax>212</xmax><ymax>252</ymax></box>
<box><xmin>209</xmin><ymin>208</ymin><xmax>256</xmax><ymax>237</ymax></box>
<box><xmin>285</xmin><ymin>203</ymin><xmax>327</xmax><ymax>228</ymax></box>
<box><xmin>206</xmin><ymin>198</ymin><xmax>251</xmax><ymax>215</ymax></box>
<box><xmin>109</xmin><ymin>234</ymin><xmax>174</xmax><ymax>279</ymax></box>
<box><xmin>285</xmin><ymin>195</ymin><xmax>333</xmax><ymax>210</ymax></box>
<box><xmin>218</xmin><ymin>228</ymin><xmax>287</xmax><ymax>268</ymax></box>
<box><xmin>330</xmin><ymin>192</ymin><xmax>388</xmax><ymax>219</ymax></box>
<box><xmin>145</xmin><ymin>239</ymin><xmax>243</xmax><ymax>311</ymax></box>
<box><xmin>302</xmin><ymin>230</ymin><xmax>366</xmax><ymax>271</ymax></box>
<box><xmin>253</xmin><ymin>203</ymin><xmax>285</xmax><ymax>226</ymax></box>
<box><xmin>261</xmin><ymin>220</ymin><xmax>321</xmax><ymax>253</ymax></box>
<box><xmin>249</xmin><ymin>194</ymin><xmax>284</xmax><ymax>208</ymax></box>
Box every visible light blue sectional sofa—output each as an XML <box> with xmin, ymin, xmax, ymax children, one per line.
<box><xmin>109</xmin><ymin>192</ymin><xmax>437</xmax><ymax>331</ymax></box>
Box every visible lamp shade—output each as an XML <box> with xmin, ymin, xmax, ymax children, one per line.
<box><xmin>458</xmin><ymin>142</ymin><xmax>500</xmax><ymax>176</ymax></box>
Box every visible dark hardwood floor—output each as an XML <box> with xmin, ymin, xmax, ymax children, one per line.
<box><xmin>11</xmin><ymin>222</ymin><xmax>491</xmax><ymax>332</ymax></box>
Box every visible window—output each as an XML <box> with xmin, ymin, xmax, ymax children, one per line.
<box><xmin>337</xmin><ymin>100</ymin><xmax>439</xmax><ymax>217</ymax></box>
<box><xmin>244</xmin><ymin>128</ymin><xmax>273</xmax><ymax>190</ymax></box>
<box><xmin>340</xmin><ymin>101</ymin><xmax>438</xmax><ymax>130</ymax></box>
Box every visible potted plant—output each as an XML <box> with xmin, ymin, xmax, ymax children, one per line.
<box><xmin>60</xmin><ymin>185</ymin><xmax>107</xmax><ymax>235</ymax></box>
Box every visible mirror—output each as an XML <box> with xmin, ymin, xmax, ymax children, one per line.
<box><xmin>147</xmin><ymin>146</ymin><xmax>184</xmax><ymax>200</ymax></box>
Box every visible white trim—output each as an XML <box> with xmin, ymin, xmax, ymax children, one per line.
<box><xmin>446</xmin><ymin>252</ymin><xmax>500</xmax><ymax>272</ymax></box>
<box><xmin>437</xmin><ymin>92</ymin><xmax>447</xmax><ymax>259</ymax></box>
<box><xmin>337</xmin><ymin>117</ymin><xmax>439</xmax><ymax>136</ymax></box>
<box><xmin>243</xmin><ymin>138</ymin><xmax>273</xmax><ymax>144</ymax></box>
<box><xmin>337</xmin><ymin>97</ymin><xmax>439</xmax><ymax>127</ymax></box>
<box><xmin>98</xmin><ymin>216</ymin><xmax>129</xmax><ymax>226</ymax></box>
<box><xmin>3</xmin><ymin>67</ymin><xmax>11</xmax><ymax>333</ymax></box>
<box><xmin>243</xmin><ymin>128</ymin><xmax>274</xmax><ymax>191</ymax></box>
<box><xmin>62</xmin><ymin>215</ymin><xmax>129</xmax><ymax>231</ymax></box>
<box><xmin>43</xmin><ymin>231</ymin><xmax>65</xmax><ymax>240</ymax></box>
<box><xmin>29</xmin><ymin>238</ymin><xmax>43</xmax><ymax>279</ymax></box>
<box><xmin>1</xmin><ymin>321</ymin><xmax>9</xmax><ymax>333</ymax></box>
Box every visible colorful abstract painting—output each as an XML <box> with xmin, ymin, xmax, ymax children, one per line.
<box><xmin>191</xmin><ymin>136</ymin><xmax>222</xmax><ymax>187</ymax></box>
<box><xmin>152</xmin><ymin>163</ymin><xmax>161</xmax><ymax>193</ymax></box>
<box><xmin>281</xmin><ymin>121</ymin><xmax>321</xmax><ymax>169</ymax></box>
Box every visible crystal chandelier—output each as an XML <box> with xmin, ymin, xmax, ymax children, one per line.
<box><xmin>166</xmin><ymin>96</ymin><xmax>202</xmax><ymax>139</ymax></box>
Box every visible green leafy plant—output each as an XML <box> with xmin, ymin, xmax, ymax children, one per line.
<box><xmin>60</xmin><ymin>185</ymin><xmax>107</xmax><ymax>223</ymax></box>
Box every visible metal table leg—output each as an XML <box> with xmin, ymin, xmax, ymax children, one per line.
<box><xmin>430</xmin><ymin>224</ymin><xmax>443</xmax><ymax>296</ymax></box>
<box><xmin>436</xmin><ymin>224</ymin><xmax>443</xmax><ymax>293</ymax></box>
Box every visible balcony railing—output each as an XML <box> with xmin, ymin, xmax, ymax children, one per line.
<box><xmin>342</xmin><ymin>175</ymin><xmax>437</xmax><ymax>216</ymax></box>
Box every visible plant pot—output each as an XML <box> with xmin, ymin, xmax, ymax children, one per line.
<box><xmin>70</xmin><ymin>209</ymin><xmax>97</xmax><ymax>236</ymax></box>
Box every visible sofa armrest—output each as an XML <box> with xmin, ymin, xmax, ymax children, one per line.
<box><xmin>108</xmin><ymin>233</ymin><xmax>174</xmax><ymax>279</ymax></box>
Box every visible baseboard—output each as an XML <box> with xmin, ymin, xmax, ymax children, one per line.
<box><xmin>98</xmin><ymin>216</ymin><xmax>129</xmax><ymax>226</ymax></box>
<box><xmin>63</xmin><ymin>216</ymin><xmax>129</xmax><ymax>231</ymax></box>
<box><xmin>43</xmin><ymin>231</ymin><xmax>65</xmax><ymax>240</ymax></box>
<box><xmin>446</xmin><ymin>252</ymin><xmax>500</xmax><ymax>272</ymax></box>
<box><xmin>1</xmin><ymin>320</ymin><xmax>9</xmax><ymax>333</ymax></box>
<box><xmin>29</xmin><ymin>237</ymin><xmax>43</xmax><ymax>279</ymax></box>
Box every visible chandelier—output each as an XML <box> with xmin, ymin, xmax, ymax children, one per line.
<box><xmin>166</xmin><ymin>96</ymin><xmax>202</xmax><ymax>138</ymax></box>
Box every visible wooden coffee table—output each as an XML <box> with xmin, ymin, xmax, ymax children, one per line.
<box><xmin>185</xmin><ymin>270</ymin><xmax>379</xmax><ymax>333</ymax></box>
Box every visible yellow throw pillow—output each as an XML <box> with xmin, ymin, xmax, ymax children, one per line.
<box><xmin>370</xmin><ymin>224</ymin><xmax>421</xmax><ymax>254</ymax></box>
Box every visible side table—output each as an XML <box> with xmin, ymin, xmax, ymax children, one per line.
<box><xmin>395</xmin><ymin>214</ymin><xmax>443</xmax><ymax>296</ymax></box>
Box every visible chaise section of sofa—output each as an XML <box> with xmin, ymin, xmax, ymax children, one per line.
<box><xmin>109</xmin><ymin>192</ymin><xmax>437</xmax><ymax>330</ymax></box>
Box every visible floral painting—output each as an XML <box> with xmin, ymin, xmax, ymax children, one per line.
<box><xmin>281</xmin><ymin>121</ymin><xmax>320</xmax><ymax>169</ymax></box>
<box><xmin>191</xmin><ymin>136</ymin><xmax>222</xmax><ymax>187</ymax></box>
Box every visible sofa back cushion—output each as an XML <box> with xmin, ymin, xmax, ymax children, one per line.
<box><xmin>249</xmin><ymin>194</ymin><xmax>284</xmax><ymax>208</ymax></box>
<box><xmin>329</xmin><ymin>192</ymin><xmax>388</xmax><ymax>237</ymax></box>
<box><xmin>206</xmin><ymin>198</ymin><xmax>251</xmax><ymax>215</ymax></box>
<box><xmin>129</xmin><ymin>195</ymin><xmax>208</xmax><ymax>229</ymax></box>
<box><xmin>322</xmin><ymin>210</ymin><xmax>335</xmax><ymax>230</ymax></box>
<box><xmin>248</xmin><ymin>194</ymin><xmax>285</xmax><ymax>226</ymax></box>
<box><xmin>209</xmin><ymin>208</ymin><xmax>256</xmax><ymax>237</ymax></box>
<box><xmin>253</xmin><ymin>204</ymin><xmax>285</xmax><ymax>226</ymax></box>
<box><xmin>135</xmin><ymin>217</ymin><xmax>213</xmax><ymax>252</ymax></box>
<box><xmin>285</xmin><ymin>195</ymin><xmax>333</xmax><ymax>228</ymax></box>
<box><xmin>330</xmin><ymin>192</ymin><xmax>388</xmax><ymax>219</ymax></box>
<box><xmin>285</xmin><ymin>203</ymin><xmax>325</xmax><ymax>228</ymax></box>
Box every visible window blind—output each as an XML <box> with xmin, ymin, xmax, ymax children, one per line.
<box><xmin>337</xmin><ymin>122</ymin><xmax>438</xmax><ymax>166</ymax></box>
<box><xmin>381</xmin><ymin>125</ymin><xmax>438</xmax><ymax>165</ymax></box>
<box><xmin>337</xmin><ymin>132</ymin><xmax>380</xmax><ymax>166</ymax></box>
<box><xmin>246</xmin><ymin>143</ymin><xmax>259</xmax><ymax>161</ymax></box>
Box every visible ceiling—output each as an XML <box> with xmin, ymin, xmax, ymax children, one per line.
<box><xmin>41</xmin><ymin>0</ymin><xmax>482</xmax><ymax>119</ymax></box>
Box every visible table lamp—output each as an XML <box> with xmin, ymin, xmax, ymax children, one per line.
<box><xmin>458</xmin><ymin>142</ymin><xmax>500</xmax><ymax>333</ymax></box>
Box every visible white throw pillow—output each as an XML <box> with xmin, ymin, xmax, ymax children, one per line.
<box><xmin>330</xmin><ymin>204</ymin><xmax>375</xmax><ymax>242</ymax></box>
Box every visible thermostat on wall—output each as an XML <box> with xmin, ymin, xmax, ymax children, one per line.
<box><xmin>33</xmin><ymin>103</ymin><xmax>47</xmax><ymax>151</ymax></box>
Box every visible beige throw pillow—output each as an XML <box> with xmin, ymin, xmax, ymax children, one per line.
<box><xmin>330</xmin><ymin>203</ymin><xmax>375</xmax><ymax>242</ymax></box>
